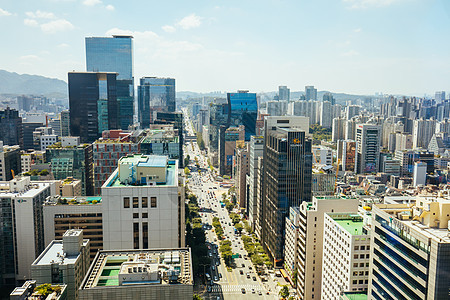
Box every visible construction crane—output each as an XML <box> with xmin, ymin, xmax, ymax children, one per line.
<box><xmin>334</xmin><ymin>159</ymin><xmax>341</xmax><ymax>193</ymax></box>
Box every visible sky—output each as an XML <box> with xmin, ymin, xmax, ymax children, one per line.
<box><xmin>1</xmin><ymin>0</ymin><xmax>450</xmax><ymax>95</ymax></box>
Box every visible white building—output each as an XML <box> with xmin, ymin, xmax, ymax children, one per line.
<box><xmin>267</xmin><ymin>100</ymin><xmax>288</xmax><ymax>116</ymax></box>
<box><xmin>413</xmin><ymin>161</ymin><xmax>427</xmax><ymax>186</ymax></box>
<box><xmin>295</xmin><ymin>196</ymin><xmax>359</xmax><ymax>300</ymax></box>
<box><xmin>0</xmin><ymin>177</ymin><xmax>56</xmax><ymax>285</ymax></box>
<box><xmin>321</xmin><ymin>213</ymin><xmax>371</xmax><ymax>299</ymax></box>
<box><xmin>101</xmin><ymin>154</ymin><xmax>185</xmax><ymax>250</ymax></box>
<box><xmin>31</xmin><ymin>229</ymin><xmax>90</xmax><ymax>300</ymax></box>
<box><xmin>247</xmin><ymin>136</ymin><xmax>264</xmax><ymax>230</ymax></box>
<box><xmin>61</xmin><ymin>136</ymin><xmax>81</xmax><ymax>147</ymax></box>
<box><xmin>412</xmin><ymin>118</ymin><xmax>436</xmax><ymax>149</ymax></box>
<box><xmin>319</xmin><ymin>101</ymin><xmax>332</xmax><ymax>128</ymax></box>
<box><xmin>312</xmin><ymin>146</ymin><xmax>333</xmax><ymax>166</ymax></box>
<box><xmin>40</xmin><ymin>134</ymin><xmax>58</xmax><ymax>150</ymax></box>
<box><xmin>332</xmin><ymin>117</ymin><xmax>346</xmax><ymax>142</ymax></box>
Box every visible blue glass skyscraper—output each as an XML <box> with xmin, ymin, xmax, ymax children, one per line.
<box><xmin>227</xmin><ymin>91</ymin><xmax>258</xmax><ymax>141</ymax></box>
<box><xmin>86</xmin><ymin>35</ymin><xmax>134</xmax><ymax>129</ymax></box>
<box><xmin>138</xmin><ymin>77</ymin><xmax>176</xmax><ymax>128</ymax></box>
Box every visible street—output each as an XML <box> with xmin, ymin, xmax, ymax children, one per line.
<box><xmin>183</xmin><ymin>111</ymin><xmax>283</xmax><ymax>300</ymax></box>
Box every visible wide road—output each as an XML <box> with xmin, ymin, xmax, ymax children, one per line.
<box><xmin>184</xmin><ymin>112</ymin><xmax>278</xmax><ymax>300</ymax></box>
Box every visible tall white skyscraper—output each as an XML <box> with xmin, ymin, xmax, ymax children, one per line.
<box><xmin>305</xmin><ymin>85</ymin><xmax>317</xmax><ymax>101</ymax></box>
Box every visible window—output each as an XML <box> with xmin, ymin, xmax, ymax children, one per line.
<box><xmin>142</xmin><ymin>213</ymin><xmax>148</xmax><ymax>218</ymax></box>
<box><xmin>354</xmin><ymin>254</ymin><xmax>358</xmax><ymax>259</ymax></box>
<box><xmin>352</xmin><ymin>280</ymin><xmax>357</xmax><ymax>284</ymax></box>
<box><xmin>133</xmin><ymin>223</ymin><xmax>139</xmax><ymax>249</ymax></box>
<box><xmin>353</xmin><ymin>263</ymin><xmax>358</xmax><ymax>268</ymax></box>
<box><xmin>133</xmin><ymin>213</ymin><xmax>139</xmax><ymax>218</ymax></box>
<box><xmin>143</xmin><ymin>222</ymin><xmax>148</xmax><ymax>248</ymax></box>
<box><xmin>151</xmin><ymin>197</ymin><xmax>157</xmax><ymax>208</ymax></box>
<box><xmin>123</xmin><ymin>197</ymin><xmax>130</xmax><ymax>208</ymax></box>
<box><xmin>354</xmin><ymin>246</ymin><xmax>359</xmax><ymax>250</ymax></box>
<box><xmin>360</xmin><ymin>246</ymin><xmax>365</xmax><ymax>250</ymax></box>
<box><xmin>142</xmin><ymin>197</ymin><xmax>148</xmax><ymax>208</ymax></box>
<box><xmin>359</xmin><ymin>263</ymin><xmax>364</xmax><ymax>267</ymax></box>
<box><xmin>359</xmin><ymin>254</ymin><xmax>365</xmax><ymax>259</ymax></box>
<box><xmin>133</xmin><ymin>197</ymin><xmax>139</xmax><ymax>208</ymax></box>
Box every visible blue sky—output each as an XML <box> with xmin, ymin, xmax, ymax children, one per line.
<box><xmin>0</xmin><ymin>0</ymin><xmax>449</xmax><ymax>95</ymax></box>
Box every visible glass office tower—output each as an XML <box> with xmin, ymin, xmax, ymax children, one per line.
<box><xmin>68</xmin><ymin>72</ymin><xmax>118</xmax><ymax>143</ymax></box>
<box><xmin>227</xmin><ymin>91</ymin><xmax>258</xmax><ymax>141</ymax></box>
<box><xmin>86</xmin><ymin>36</ymin><xmax>134</xmax><ymax>129</ymax></box>
<box><xmin>138</xmin><ymin>77</ymin><xmax>176</xmax><ymax>128</ymax></box>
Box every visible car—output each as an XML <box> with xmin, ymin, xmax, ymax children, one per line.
<box><xmin>207</xmin><ymin>286</ymin><xmax>211</xmax><ymax>293</ymax></box>
<box><xmin>241</xmin><ymin>263</ymin><xmax>245</xmax><ymax>267</ymax></box>
<box><xmin>209</xmin><ymin>253</ymin><xmax>212</xmax><ymax>257</ymax></box>
<box><xmin>239</xmin><ymin>270</ymin><xmax>244</xmax><ymax>275</ymax></box>
<box><xmin>252</xmin><ymin>276</ymin><xmax>256</xmax><ymax>281</ymax></box>
<box><xmin>252</xmin><ymin>289</ymin><xmax>255</xmax><ymax>294</ymax></box>
<box><xmin>212</xmin><ymin>266</ymin><xmax>215</xmax><ymax>271</ymax></box>
<box><xmin>216</xmin><ymin>297</ymin><xmax>220</xmax><ymax>300</ymax></box>
<box><xmin>241</xmin><ymin>288</ymin><xmax>246</xmax><ymax>294</ymax></box>
<box><xmin>258</xmin><ymin>291</ymin><xmax>262</xmax><ymax>295</ymax></box>
<box><xmin>246</xmin><ymin>274</ymin><xmax>250</xmax><ymax>279</ymax></box>
<box><xmin>266</xmin><ymin>291</ymin><xmax>270</xmax><ymax>295</ymax></box>
<box><xmin>219</xmin><ymin>273</ymin><xmax>222</xmax><ymax>278</ymax></box>
<box><xmin>214</xmin><ymin>276</ymin><xmax>218</xmax><ymax>281</ymax></box>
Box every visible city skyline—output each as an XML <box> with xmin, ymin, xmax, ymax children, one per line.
<box><xmin>0</xmin><ymin>0</ymin><xmax>449</xmax><ymax>95</ymax></box>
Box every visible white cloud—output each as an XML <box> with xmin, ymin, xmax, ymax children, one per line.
<box><xmin>105</xmin><ymin>4</ymin><xmax>114</xmax><ymax>11</ymax></box>
<box><xmin>57</xmin><ymin>43</ymin><xmax>69</xmax><ymax>48</ymax></box>
<box><xmin>0</xmin><ymin>8</ymin><xmax>12</xmax><ymax>16</ymax></box>
<box><xmin>40</xmin><ymin>19</ymin><xmax>74</xmax><ymax>34</ymax></box>
<box><xmin>176</xmin><ymin>14</ymin><xmax>202</xmax><ymax>30</ymax></box>
<box><xmin>342</xmin><ymin>50</ymin><xmax>360</xmax><ymax>57</ymax></box>
<box><xmin>162</xmin><ymin>25</ymin><xmax>176</xmax><ymax>33</ymax></box>
<box><xmin>343</xmin><ymin>0</ymin><xmax>400</xmax><ymax>9</ymax></box>
<box><xmin>83</xmin><ymin>0</ymin><xmax>102</xmax><ymax>6</ymax></box>
<box><xmin>26</xmin><ymin>10</ymin><xmax>56</xmax><ymax>19</ymax></box>
<box><xmin>24</xmin><ymin>18</ymin><xmax>39</xmax><ymax>27</ymax></box>
<box><xmin>353</xmin><ymin>28</ymin><xmax>362</xmax><ymax>33</ymax></box>
<box><xmin>20</xmin><ymin>54</ymin><xmax>40</xmax><ymax>60</ymax></box>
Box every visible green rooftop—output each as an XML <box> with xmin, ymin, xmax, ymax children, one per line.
<box><xmin>335</xmin><ymin>216</ymin><xmax>364</xmax><ymax>236</ymax></box>
<box><xmin>340</xmin><ymin>292</ymin><xmax>368</xmax><ymax>300</ymax></box>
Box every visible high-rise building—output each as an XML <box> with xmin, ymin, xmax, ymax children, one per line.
<box><xmin>0</xmin><ymin>142</ymin><xmax>21</xmax><ymax>181</ymax></box>
<box><xmin>305</xmin><ymin>85</ymin><xmax>317</xmax><ymax>101</ymax></box>
<box><xmin>337</xmin><ymin>140</ymin><xmax>356</xmax><ymax>172</ymax></box>
<box><xmin>332</xmin><ymin>117</ymin><xmax>346</xmax><ymax>142</ymax></box>
<box><xmin>319</xmin><ymin>101</ymin><xmax>332</xmax><ymax>128</ymax></box>
<box><xmin>154</xmin><ymin>111</ymin><xmax>184</xmax><ymax>167</ymax></box>
<box><xmin>31</xmin><ymin>229</ymin><xmax>90</xmax><ymax>300</ymax></box>
<box><xmin>355</xmin><ymin>124</ymin><xmax>381</xmax><ymax>174</ymax></box>
<box><xmin>287</xmin><ymin>100</ymin><xmax>320</xmax><ymax>125</ymax></box>
<box><xmin>412</xmin><ymin>118</ymin><xmax>437</xmax><ymax>149</ymax></box>
<box><xmin>346</xmin><ymin>105</ymin><xmax>361</xmax><ymax>120</ymax></box>
<box><xmin>235</xmin><ymin>145</ymin><xmax>249</xmax><ymax>208</ymax></box>
<box><xmin>218</xmin><ymin>126</ymin><xmax>245</xmax><ymax>176</ymax></box>
<box><xmin>208</xmin><ymin>100</ymin><xmax>229</xmax><ymax>165</ymax></box>
<box><xmin>46</xmin><ymin>143</ymin><xmax>94</xmax><ymax>196</ymax></box>
<box><xmin>68</xmin><ymin>72</ymin><xmax>119</xmax><ymax>143</ymax></box>
<box><xmin>267</xmin><ymin>100</ymin><xmax>288</xmax><ymax>116</ymax></box>
<box><xmin>312</xmin><ymin>145</ymin><xmax>333</xmax><ymax>166</ymax></box>
<box><xmin>246</xmin><ymin>136</ymin><xmax>264</xmax><ymax>230</ymax></box>
<box><xmin>294</xmin><ymin>196</ymin><xmax>359</xmax><ymax>300</ymax></box>
<box><xmin>79</xmin><ymin>248</ymin><xmax>193</xmax><ymax>300</ymax></box>
<box><xmin>0</xmin><ymin>108</ymin><xmax>22</xmax><ymax>148</ymax></box>
<box><xmin>86</xmin><ymin>35</ymin><xmax>134</xmax><ymax>130</ymax></box>
<box><xmin>435</xmin><ymin>91</ymin><xmax>446</xmax><ymax>104</ymax></box>
<box><xmin>322</xmin><ymin>92</ymin><xmax>335</xmax><ymax>105</ymax></box>
<box><xmin>140</xmin><ymin>127</ymin><xmax>180</xmax><ymax>161</ymax></box>
<box><xmin>93</xmin><ymin>138</ymin><xmax>140</xmax><ymax>195</ymax></box>
<box><xmin>60</xmin><ymin>110</ymin><xmax>70</xmax><ymax>137</ymax></box>
<box><xmin>279</xmin><ymin>85</ymin><xmax>290</xmax><ymax>101</ymax></box>
<box><xmin>321</xmin><ymin>213</ymin><xmax>371</xmax><ymax>299</ymax></box>
<box><xmin>369</xmin><ymin>200</ymin><xmax>450</xmax><ymax>300</ymax></box>
<box><xmin>0</xmin><ymin>177</ymin><xmax>54</xmax><ymax>291</ymax></box>
<box><xmin>138</xmin><ymin>77</ymin><xmax>176</xmax><ymax>128</ymax></box>
<box><xmin>23</xmin><ymin>122</ymin><xmax>44</xmax><ymax>150</ymax></box>
<box><xmin>227</xmin><ymin>91</ymin><xmax>258</xmax><ymax>141</ymax></box>
<box><xmin>261</xmin><ymin>124</ymin><xmax>312</xmax><ymax>266</ymax></box>
<box><xmin>101</xmin><ymin>155</ymin><xmax>185</xmax><ymax>250</ymax></box>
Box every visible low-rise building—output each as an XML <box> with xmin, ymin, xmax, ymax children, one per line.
<box><xmin>78</xmin><ymin>248</ymin><xmax>193</xmax><ymax>300</ymax></box>
<box><xmin>43</xmin><ymin>196</ymin><xmax>102</xmax><ymax>260</ymax></box>
<box><xmin>10</xmin><ymin>280</ymin><xmax>67</xmax><ymax>300</ymax></box>
<box><xmin>57</xmin><ymin>177</ymin><xmax>82</xmax><ymax>197</ymax></box>
<box><xmin>31</xmin><ymin>229</ymin><xmax>90</xmax><ymax>300</ymax></box>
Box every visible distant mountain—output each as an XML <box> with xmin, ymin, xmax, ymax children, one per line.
<box><xmin>0</xmin><ymin>70</ymin><xmax>67</xmax><ymax>96</ymax></box>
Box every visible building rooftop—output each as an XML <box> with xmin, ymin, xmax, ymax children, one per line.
<box><xmin>44</xmin><ymin>195</ymin><xmax>101</xmax><ymax>205</ymax></box>
<box><xmin>341</xmin><ymin>292</ymin><xmax>367</xmax><ymax>300</ymax></box>
<box><xmin>0</xmin><ymin>177</ymin><xmax>52</xmax><ymax>198</ymax></box>
<box><xmin>32</xmin><ymin>240</ymin><xmax>85</xmax><ymax>266</ymax></box>
<box><xmin>80</xmin><ymin>249</ymin><xmax>193</xmax><ymax>290</ymax></box>
<box><xmin>334</xmin><ymin>216</ymin><xmax>365</xmax><ymax>236</ymax></box>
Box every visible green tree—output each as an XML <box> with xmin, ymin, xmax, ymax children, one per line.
<box><xmin>225</xmin><ymin>201</ymin><xmax>234</xmax><ymax>212</ymax></box>
<box><xmin>39</xmin><ymin>169</ymin><xmax>49</xmax><ymax>176</ymax></box>
<box><xmin>184</xmin><ymin>167</ymin><xmax>190</xmax><ymax>175</ymax></box>
<box><xmin>193</xmin><ymin>295</ymin><xmax>203</xmax><ymax>300</ymax></box>
<box><xmin>235</xmin><ymin>222</ymin><xmax>243</xmax><ymax>234</ymax></box>
<box><xmin>292</xmin><ymin>268</ymin><xmax>298</xmax><ymax>287</ymax></box>
<box><xmin>184</xmin><ymin>155</ymin><xmax>190</xmax><ymax>167</ymax></box>
<box><xmin>279</xmin><ymin>285</ymin><xmax>290</xmax><ymax>299</ymax></box>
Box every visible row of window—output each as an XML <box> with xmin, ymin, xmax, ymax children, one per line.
<box><xmin>123</xmin><ymin>196</ymin><xmax>156</xmax><ymax>209</ymax></box>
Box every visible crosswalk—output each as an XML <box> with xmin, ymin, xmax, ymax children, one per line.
<box><xmin>210</xmin><ymin>284</ymin><xmax>262</xmax><ymax>294</ymax></box>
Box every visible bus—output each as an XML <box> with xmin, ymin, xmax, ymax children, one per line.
<box><xmin>220</xmin><ymin>202</ymin><xmax>225</xmax><ymax>208</ymax></box>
